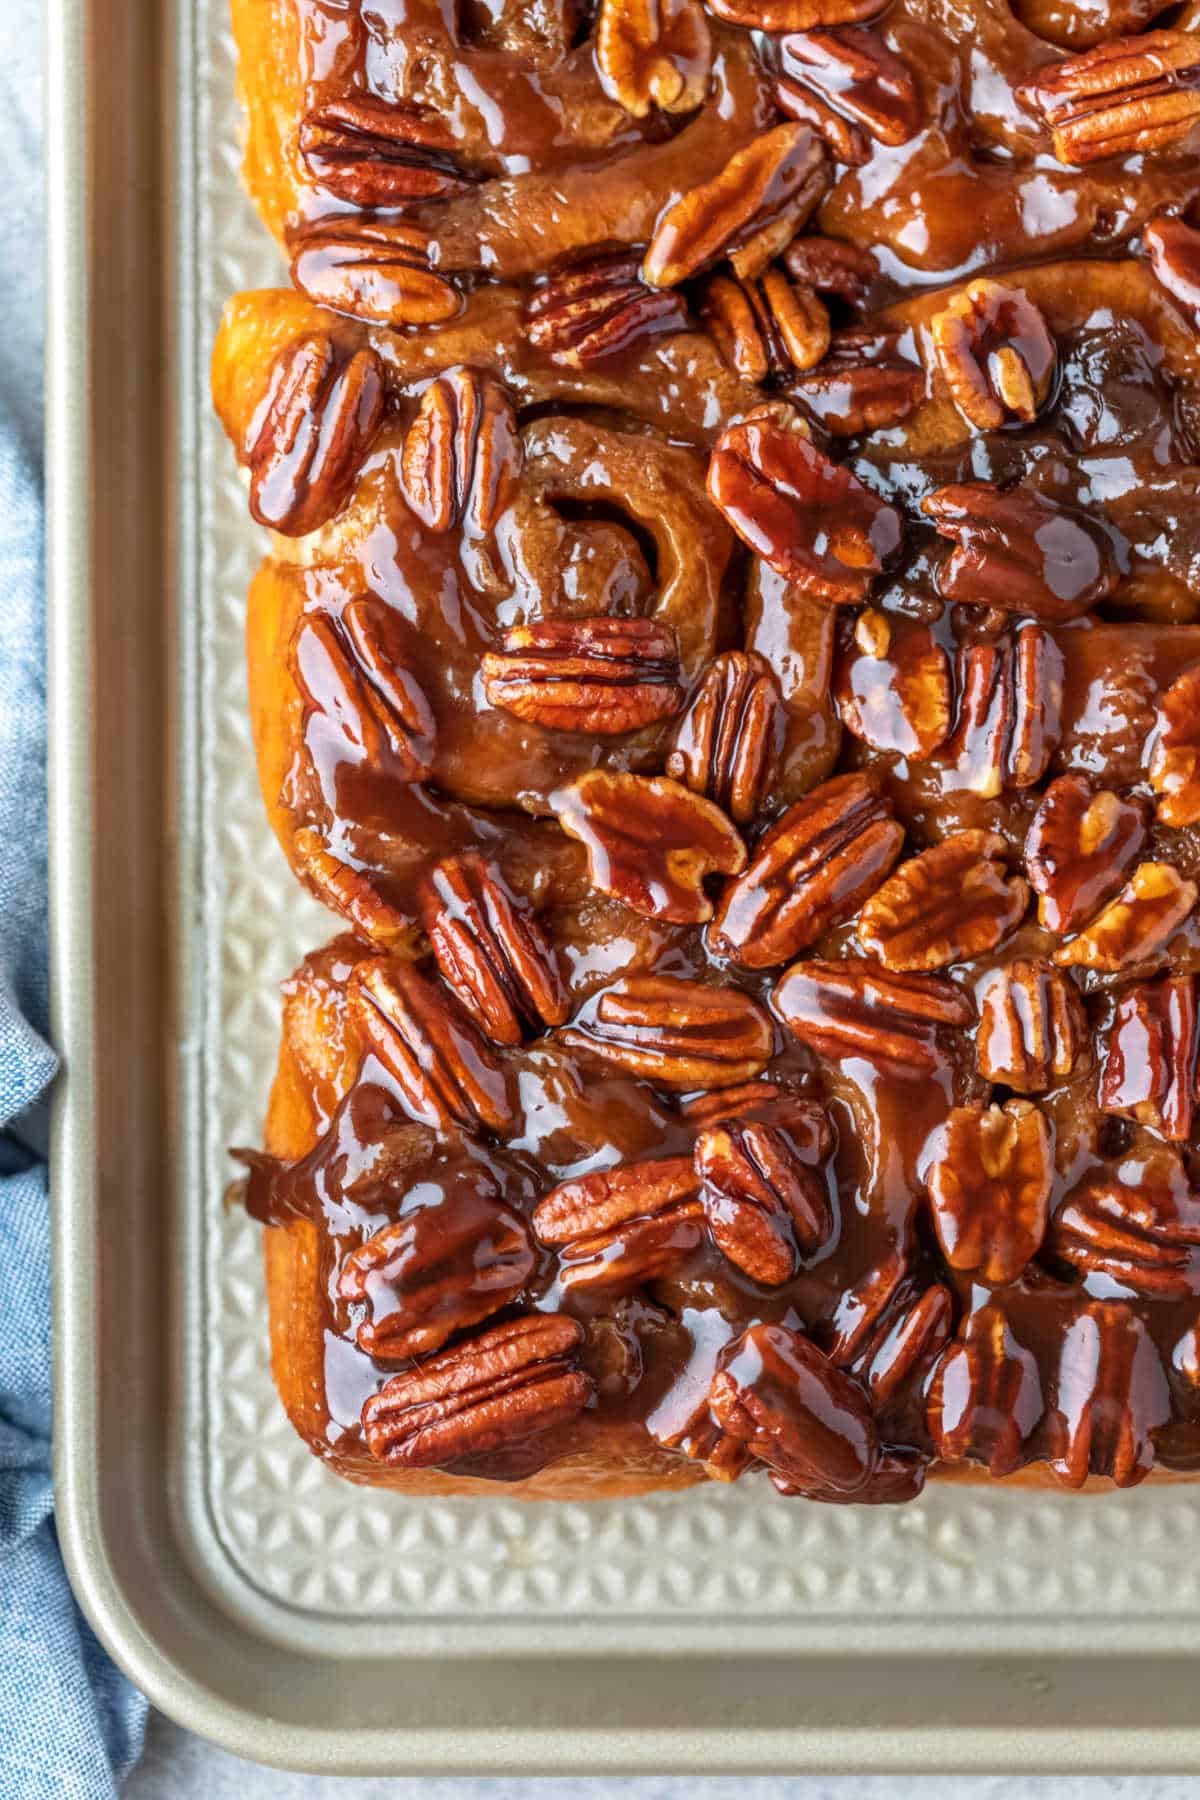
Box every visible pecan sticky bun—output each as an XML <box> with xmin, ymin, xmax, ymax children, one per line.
<box><xmin>215</xmin><ymin>0</ymin><xmax>1200</xmax><ymax>1499</ymax></box>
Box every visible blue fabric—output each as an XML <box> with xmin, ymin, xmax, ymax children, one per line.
<box><xmin>0</xmin><ymin>1</ymin><xmax>148</xmax><ymax>1793</ymax></box>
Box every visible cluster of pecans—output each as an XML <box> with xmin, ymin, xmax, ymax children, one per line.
<box><xmin>326</xmin><ymin>718</ymin><xmax>1200</xmax><ymax>1487</ymax></box>
<box><xmin>227</xmin><ymin>0</ymin><xmax>1200</xmax><ymax>1499</ymax></box>
<box><xmin>255</xmin><ymin>8</ymin><xmax>1200</xmax><ymax>421</ymax></box>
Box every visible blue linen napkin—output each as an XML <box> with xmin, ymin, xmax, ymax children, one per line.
<box><xmin>0</xmin><ymin>1</ymin><xmax>148</xmax><ymax>1792</ymax></box>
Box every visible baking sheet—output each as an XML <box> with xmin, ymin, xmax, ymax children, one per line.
<box><xmin>184</xmin><ymin>0</ymin><xmax>1200</xmax><ymax>1652</ymax></box>
<box><xmin>48</xmin><ymin>0</ymin><xmax>1200</xmax><ymax>1768</ymax></box>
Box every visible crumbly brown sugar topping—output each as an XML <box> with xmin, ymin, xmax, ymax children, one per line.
<box><xmin>220</xmin><ymin>0</ymin><xmax>1200</xmax><ymax>1499</ymax></box>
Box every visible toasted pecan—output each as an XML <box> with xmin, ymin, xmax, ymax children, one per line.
<box><xmin>482</xmin><ymin>618</ymin><xmax>684</xmax><ymax>736</ymax></box>
<box><xmin>560</xmin><ymin>975</ymin><xmax>774</xmax><ymax>1087</ymax></box>
<box><xmin>361</xmin><ymin>1315</ymin><xmax>592</xmax><ymax>1469</ymax></box>
<box><xmin>246</xmin><ymin>333</ymin><xmax>384</xmax><ymax>537</ymax></box>
<box><xmin>708</xmin><ymin>410</ymin><xmax>903</xmax><ymax>602</ymax></box>
<box><xmin>710</xmin><ymin>771</ymin><xmax>903</xmax><ymax>968</ymax></box>
<box><xmin>550</xmin><ymin>770</ymin><xmax>746</xmax><ymax>924</ymax></box>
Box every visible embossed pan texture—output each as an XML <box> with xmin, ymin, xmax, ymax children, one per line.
<box><xmin>47</xmin><ymin>0</ymin><xmax>1200</xmax><ymax>1773</ymax></box>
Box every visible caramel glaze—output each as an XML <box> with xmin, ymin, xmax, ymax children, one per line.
<box><xmin>217</xmin><ymin>0</ymin><xmax>1200</xmax><ymax>1494</ymax></box>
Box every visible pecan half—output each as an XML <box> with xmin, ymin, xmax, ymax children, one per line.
<box><xmin>708</xmin><ymin>1322</ymin><xmax>879</xmax><ymax>1495</ymax></box>
<box><xmin>1045</xmin><ymin>1302</ymin><xmax>1170</xmax><ymax>1489</ymax></box>
<box><xmin>774</xmin><ymin>957</ymin><xmax>974</xmax><ymax>1079</ymax></box>
<box><xmin>718</xmin><ymin>1093</ymin><xmax>833</xmax><ymax>1157</ymax></box>
<box><xmin>275</xmin><ymin>948</ymin><xmax>401</xmax><ymax>1109</ymax></box>
<box><xmin>482</xmin><ymin>617</ymin><xmax>683</xmax><ymax>735</ymax></box>
<box><xmin>1143</xmin><ymin>214</ymin><xmax>1200</xmax><ymax>324</ymax></box>
<box><xmin>709</xmin><ymin>771</ymin><xmax>903</xmax><ymax>969</ymax></box>
<box><xmin>833</xmin><ymin>612</ymin><xmax>952</xmax><ymax>759</ymax></box>
<box><xmin>708</xmin><ymin>410</ymin><xmax>903</xmax><ymax>602</ymax></box>
<box><xmin>924</xmin><ymin>1101</ymin><xmax>1052</xmax><ymax>1283</ymax></box>
<box><xmin>1025</xmin><ymin>775</ymin><xmax>1148</xmax><ymax>934</ymax></box>
<box><xmin>337</xmin><ymin>1170</ymin><xmax>535</xmax><ymax>1357</ymax></box>
<box><xmin>776</xmin><ymin>28</ymin><xmax>920</xmax><ymax>166</ymax></box>
<box><xmin>707</xmin><ymin>0</ymin><xmax>884</xmax><ymax>32</ymax></box>
<box><xmin>418</xmin><ymin>855</ymin><xmax>567</xmax><ymax>1047</ymax></box>
<box><xmin>526</xmin><ymin>251</ymin><xmax>691</xmax><ymax>367</ymax></box>
<box><xmin>642</xmin><ymin>124</ymin><xmax>827</xmax><ymax>289</ymax></box>
<box><xmin>790</xmin><ymin>329</ymin><xmax>925</xmax><ymax>434</ymax></box>
<box><xmin>781</xmin><ymin>236</ymin><xmax>878</xmax><ymax>305</ymax></box>
<box><xmin>1052</xmin><ymin>861</ymin><xmax>1197</xmax><ymax>972</ymax></box>
<box><xmin>291</xmin><ymin>828</ymin><xmax>412</xmax><ymax>953</ymax></box>
<box><xmin>679</xmin><ymin>1082</ymin><xmax>829</xmax><ymax>1134</ymax></box>
<box><xmin>595</xmin><ymin>0</ymin><xmax>712</xmax><ymax>117</ymax></box>
<box><xmin>399</xmin><ymin>367</ymin><xmax>522</xmax><ymax>535</ymax></box>
<box><xmin>928</xmin><ymin>281</ymin><xmax>1057</xmax><ymax>432</ymax></box>
<box><xmin>292</xmin><ymin>602</ymin><xmax>437</xmax><ymax>788</ymax></box>
<box><xmin>349</xmin><ymin>958</ymin><xmax>513</xmax><ymax>1131</ymax></box>
<box><xmin>927</xmin><ymin>1304</ymin><xmax>1044</xmax><ymax>1477</ymax></box>
<box><xmin>701</xmin><ymin>269</ymin><xmax>830</xmax><ymax>380</ymax></box>
<box><xmin>653</xmin><ymin>1408</ymin><xmax>755</xmax><ymax>1482</ymax></box>
<box><xmin>1099</xmin><ymin>976</ymin><xmax>1198</xmax><ymax>1141</ymax></box>
<box><xmin>299</xmin><ymin>96</ymin><xmax>472</xmax><ymax>207</ymax></box>
<box><xmin>696</xmin><ymin>1119</ymin><xmax>833</xmax><ymax>1284</ymax></box>
<box><xmin>361</xmin><ymin>1314</ymin><xmax>592</xmax><ymax>1469</ymax></box>
<box><xmin>843</xmin><ymin>1281</ymin><xmax>954</xmax><ymax>1412</ymax></box>
<box><xmin>665</xmin><ymin>651</ymin><xmax>784</xmax><ymax>823</ymax></box>
<box><xmin>976</xmin><ymin>959</ymin><xmax>1087</xmax><ymax>1092</ymax></box>
<box><xmin>938</xmin><ymin>623</ymin><xmax>1063</xmax><ymax>797</ymax></box>
<box><xmin>246</xmin><ymin>333</ymin><xmax>385</xmax><ymax>537</ymax></box>
<box><xmin>858</xmin><ymin>831</ymin><xmax>1029</xmax><ymax>973</ymax></box>
<box><xmin>923</xmin><ymin>485</ymin><xmax>1117</xmax><ymax>622</ymax></box>
<box><xmin>1047</xmin><ymin>1154</ymin><xmax>1200</xmax><ymax>1298</ymax></box>
<box><xmin>549</xmin><ymin>770</ymin><xmax>746</xmax><ymax>924</ymax></box>
<box><xmin>290</xmin><ymin>217</ymin><xmax>461</xmax><ymax>326</ymax></box>
<box><xmin>825</xmin><ymin>1250</ymin><xmax>905</xmax><ymax>1362</ymax></box>
<box><xmin>1149</xmin><ymin>663</ymin><xmax>1200</xmax><ymax>827</ymax></box>
<box><xmin>532</xmin><ymin>1157</ymin><xmax>704</xmax><ymax>1290</ymax></box>
<box><xmin>560</xmin><ymin>975</ymin><xmax>774</xmax><ymax>1087</ymax></box>
<box><xmin>1018</xmin><ymin>31</ymin><xmax>1200</xmax><ymax>167</ymax></box>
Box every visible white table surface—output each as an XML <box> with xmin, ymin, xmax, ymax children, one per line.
<box><xmin>125</xmin><ymin>1712</ymin><xmax>1195</xmax><ymax>1798</ymax></box>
